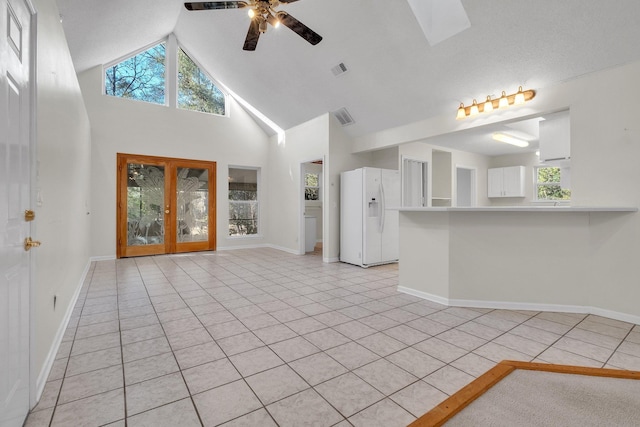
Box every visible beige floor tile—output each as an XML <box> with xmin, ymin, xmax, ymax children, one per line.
<box><xmin>217</xmin><ymin>332</ymin><xmax>264</xmax><ymax>355</ymax></box>
<box><xmin>124</xmin><ymin>352</ymin><xmax>179</xmax><ymax>386</ymax></box>
<box><xmin>173</xmin><ymin>341</ymin><xmax>226</xmax><ymax>370</ymax></box>
<box><xmin>252</xmin><ymin>323</ymin><xmax>298</xmax><ymax>345</ymax></box>
<box><xmin>58</xmin><ymin>365</ymin><xmax>123</xmax><ymax>404</ymax></box>
<box><xmin>509</xmin><ymin>324</ymin><xmax>561</xmax><ymax>346</ymax></box>
<box><xmin>315</xmin><ymin>373</ymin><xmax>384</xmax><ymax>417</ymax></box>
<box><xmin>436</xmin><ymin>329</ymin><xmax>487</xmax><ymax>351</ymax></box>
<box><xmin>424</xmin><ymin>366</ymin><xmax>475</xmax><ymax>395</ymax></box>
<box><xmin>359</xmin><ymin>314</ymin><xmax>401</xmax><ymax>331</ymax></box>
<box><xmin>492</xmin><ymin>332</ymin><xmax>549</xmax><ymax>357</ymax></box>
<box><xmin>386</xmin><ymin>347</ymin><xmax>444</xmax><ymax>379</ymax></box>
<box><xmin>303</xmin><ymin>329</ymin><xmax>351</xmax><ymax>351</ymax></box>
<box><xmin>230</xmin><ymin>346</ymin><xmax>284</xmax><ymax>377</ymax></box>
<box><xmin>183</xmin><ymin>358</ymin><xmax>241</xmax><ymax>394</ymax></box>
<box><xmin>537</xmin><ymin>347</ymin><xmax>603</xmax><ymax>367</ymax></box>
<box><xmin>246</xmin><ymin>365</ymin><xmax>309</xmax><ymax>405</ymax></box>
<box><xmin>326</xmin><ymin>342</ymin><xmax>380</xmax><ymax>370</ymax></box>
<box><xmin>390</xmin><ymin>380</ymin><xmax>448</xmax><ymax>418</ymax></box>
<box><xmin>406</xmin><ymin>317</ymin><xmax>450</xmax><ymax>335</ymax></box>
<box><xmin>357</xmin><ymin>332</ymin><xmax>406</xmax><ymax>357</ymax></box>
<box><xmin>220</xmin><ymin>408</ymin><xmax>278</xmax><ymax>426</ymax></box>
<box><xmin>126</xmin><ymin>372</ymin><xmax>189</xmax><ymax>416</ymax></box>
<box><xmin>127</xmin><ymin>398</ymin><xmax>201</xmax><ymax>427</ymax></box>
<box><xmin>75</xmin><ymin>320</ymin><xmax>120</xmax><ymax>340</ymax></box>
<box><xmin>193</xmin><ymin>379</ymin><xmax>262</xmax><ymax>426</ymax></box>
<box><xmin>70</xmin><ymin>332</ymin><xmax>121</xmax><ymax>357</ymax></box>
<box><xmin>450</xmin><ymin>353</ymin><xmax>496</xmax><ymax>377</ymax></box>
<box><xmin>455</xmin><ymin>321</ymin><xmax>503</xmax><ymax>341</ymax></box>
<box><xmin>473</xmin><ymin>342</ymin><xmax>532</xmax><ymax>363</ymax></box>
<box><xmin>24</xmin><ymin>407</ymin><xmax>54</xmax><ymax>427</ymax></box>
<box><xmin>333</xmin><ymin>320</ymin><xmax>378</xmax><ymax>340</ymax></box>
<box><xmin>50</xmin><ymin>388</ymin><xmax>124</xmax><ymax>427</ymax></box>
<box><xmin>285</xmin><ymin>317</ymin><xmax>327</xmax><ymax>335</ymax></box>
<box><xmin>412</xmin><ymin>337</ymin><xmax>468</xmax><ymax>364</ymax></box>
<box><xmin>289</xmin><ymin>352</ymin><xmax>348</xmax><ymax>386</ymax></box>
<box><xmin>32</xmin><ymin>379</ymin><xmax>62</xmax><ymax>412</ymax></box>
<box><xmin>161</xmin><ymin>316</ymin><xmax>203</xmax><ymax>336</ymax></box>
<box><xmin>269</xmin><ymin>337</ymin><xmax>320</xmax><ymax>362</ymax></box>
<box><xmin>120</xmin><ymin>324</ymin><xmax>165</xmax><ymax>346</ymax></box>
<box><xmin>354</xmin><ymin>359</ymin><xmax>418</xmax><ymax>395</ymax></box>
<box><xmin>608</xmin><ymin>351</ymin><xmax>640</xmax><ymax>371</ymax></box>
<box><xmin>122</xmin><ymin>336</ymin><xmax>172</xmax><ymax>363</ymax></box>
<box><xmin>267</xmin><ymin>389</ymin><xmax>343</xmax><ymax>427</ymax></box>
<box><xmin>383</xmin><ymin>324</ymin><xmax>430</xmax><ymax>346</ymax></box>
<box><xmin>553</xmin><ymin>336</ymin><xmax>614</xmax><ymax>362</ymax></box>
<box><xmin>349</xmin><ymin>398</ymin><xmax>415</xmax><ymax>427</ymax></box>
<box><xmin>166</xmin><ymin>327</ymin><xmax>213</xmax><ymax>350</ymax></box>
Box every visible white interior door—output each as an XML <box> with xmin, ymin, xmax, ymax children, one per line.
<box><xmin>1</xmin><ymin>0</ymin><xmax>33</xmax><ymax>425</ymax></box>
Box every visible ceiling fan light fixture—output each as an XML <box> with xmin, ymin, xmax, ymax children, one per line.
<box><xmin>248</xmin><ymin>8</ymin><xmax>256</xmax><ymax>18</ymax></box>
<box><xmin>267</xmin><ymin>13</ymin><xmax>280</xmax><ymax>28</ymax></box>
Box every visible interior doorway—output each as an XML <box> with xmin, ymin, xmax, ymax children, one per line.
<box><xmin>402</xmin><ymin>157</ymin><xmax>429</xmax><ymax>207</ymax></box>
<box><xmin>456</xmin><ymin>166</ymin><xmax>477</xmax><ymax>207</ymax></box>
<box><xmin>116</xmin><ymin>153</ymin><xmax>217</xmax><ymax>258</ymax></box>
<box><xmin>301</xmin><ymin>159</ymin><xmax>323</xmax><ymax>255</ymax></box>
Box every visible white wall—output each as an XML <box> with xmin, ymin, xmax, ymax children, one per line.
<box><xmin>77</xmin><ymin>65</ymin><xmax>271</xmax><ymax>257</ymax></box>
<box><xmin>267</xmin><ymin>115</ymin><xmax>328</xmax><ymax>254</ymax></box>
<box><xmin>383</xmin><ymin>60</ymin><xmax>640</xmax><ymax>319</ymax></box>
<box><xmin>33</xmin><ymin>0</ymin><xmax>92</xmax><ymax>388</ymax></box>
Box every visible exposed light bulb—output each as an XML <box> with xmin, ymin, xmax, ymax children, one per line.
<box><xmin>498</xmin><ymin>91</ymin><xmax>509</xmax><ymax>109</ymax></box>
<box><xmin>484</xmin><ymin>96</ymin><xmax>493</xmax><ymax>113</ymax></box>
<box><xmin>469</xmin><ymin>100</ymin><xmax>479</xmax><ymax>116</ymax></box>
<box><xmin>456</xmin><ymin>103</ymin><xmax>466</xmax><ymax>120</ymax></box>
<box><xmin>248</xmin><ymin>9</ymin><xmax>256</xmax><ymax>18</ymax></box>
<box><xmin>514</xmin><ymin>86</ymin><xmax>525</xmax><ymax>105</ymax></box>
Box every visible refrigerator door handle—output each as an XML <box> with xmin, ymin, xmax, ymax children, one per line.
<box><xmin>380</xmin><ymin>182</ymin><xmax>386</xmax><ymax>233</ymax></box>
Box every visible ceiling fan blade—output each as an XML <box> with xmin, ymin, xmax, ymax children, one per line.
<box><xmin>277</xmin><ymin>12</ymin><xmax>322</xmax><ymax>45</ymax></box>
<box><xmin>279</xmin><ymin>0</ymin><xmax>301</xmax><ymax>3</ymax></box>
<box><xmin>184</xmin><ymin>1</ymin><xmax>248</xmax><ymax>11</ymax></box>
<box><xmin>243</xmin><ymin>19</ymin><xmax>261</xmax><ymax>51</ymax></box>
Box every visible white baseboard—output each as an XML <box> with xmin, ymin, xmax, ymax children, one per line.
<box><xmin>90</xmin><ymin>255</ymin><xmax>115</xmax><ymax>262</ymax></box>
<box><xmin>324</xmin><ymin>257</ymin><xmax>339</xmax><ymax>263</ymax></box>
<box><xmin>34</xmin><ymin>258</ymin><xmax>91</xmax><ymax>405</ymax></box>
<box><xmin>265</xmin><ymin>244</ymin><xmax>301</xmax><ymax>255</ymax></box>
<box><xmin>398</xmin><ymin>286</ymin><xmax>640</xmax><ymax>326</ymax></box>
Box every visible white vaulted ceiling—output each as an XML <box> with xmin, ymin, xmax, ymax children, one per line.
<box><xmin>56</xmin><ymin>0</ymin><xmax>640</xmax><ymax>145</ymax></box>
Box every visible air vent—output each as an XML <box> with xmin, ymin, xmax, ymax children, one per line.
<box><xmin>331</xmin><ymin>62</ymin><xmax>349</xmax><ymax>77</ymax></box>
<box><xmin>332</xmin><ymin>107</ymin><xmax>355</xmax><ymax>126</ymax></box>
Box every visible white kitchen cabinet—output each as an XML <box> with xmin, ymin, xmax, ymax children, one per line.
<box><xmin>539</xmin><ymin>113</ymin><xmax>570</xmax><ymax>161</ymax></box>
<box><xmin>488</xmin><ymin>166</ymin><xmax>525</xmax><ymax>197</ymax></box>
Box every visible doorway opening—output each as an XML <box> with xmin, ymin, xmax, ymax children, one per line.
<box><xmin>116</xmin><ymin>153</ymin><xmax>217</xmax><ymax>258</ymax></box>
<box><xmin>455</xmin><ymin>166</ymin><xmax>477</xmax><ymax>207</ymax></box>
<box><xmin>301</xmin><ymin>159</ymin><xmax>323</xmax><ymax>256</ymax></box>
<box><xmin>401</xmin><ymin>157</ymin><xmax>429</xmax><ymax>207</ymax></box>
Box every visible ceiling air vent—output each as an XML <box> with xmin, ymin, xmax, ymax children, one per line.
<box><xmin>332</xmin><ymin>107</ymin><xmax>355</xmax><ymax>126</ymax></box>
<box><xmin>331</xmin><ymin>62</ymin><xmax>348</xmax><ymax>77</ymax></box>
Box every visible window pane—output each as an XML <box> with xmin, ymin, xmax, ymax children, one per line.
<box><xmin>126</xmin><ymin>164</ymin><xmax>165</xmax><ymax>246</ymax></box>
<box><xmin>178</xmin><ymin>49</ymin><xmax>225</xmax><ymax>115</ymax></box>
<box><xmin>537</xmin><ymin>167</ymin><xmax>561</xmax><ymax>183</ymax></box>
<box><xmin>176</xmin><ymin>167</ymin><xmax>209</xmax><ymax>243</ymax></box>
<box><xmin>538</xmin><ymin>184</ymin><xmax>571</xmax><ymax>200</ymax></box>
<box><xmin>305</xmin><ymin>173</ymin><xmax>318</xmax><ymax>187</ymax></box>
<box><xmin>305</xmin><ymin>188</ymin><xmax>319</xmax><ymax>200</ymax></box>
<box><xmin>229</xmin><ymin>168</ymin><xmax>258</xmax><ymax>236</ymax></box>
<box><xmin>105</xmin><ymin>43</ymin><xmax>166</xmax><ymax>105</ymax></box>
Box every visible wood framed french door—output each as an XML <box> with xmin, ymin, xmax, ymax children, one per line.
<box><xmin>116</xmin><ymin>153</ymin><xmax>216</xmax><ymax>258</ymax></box>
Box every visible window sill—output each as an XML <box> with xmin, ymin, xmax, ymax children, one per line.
<box><xmin>227</xmin><ymin>234</ymin><xmax>264</xmax><ymax>240</ymax></box>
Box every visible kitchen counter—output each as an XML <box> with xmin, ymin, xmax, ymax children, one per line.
<box><xmin>392</xmin><ymin>206</ymin><xmax>638</xmax><ymax>212</ymax></box>
<box><xmin>396</xmin><ymin>206</ymin><xmax>639</xmax><ymax>322</ymax></box>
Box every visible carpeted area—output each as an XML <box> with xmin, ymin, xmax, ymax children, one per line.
<box><xmin>411</xmin><ymin>361</ymin><xmax>640</xmax><ymax>427</ymax></box>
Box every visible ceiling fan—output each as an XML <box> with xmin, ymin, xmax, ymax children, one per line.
<box><xmin>184</xmin><ymin>1</ymin><xmax>323</xmax><ymax>51</ymax></box>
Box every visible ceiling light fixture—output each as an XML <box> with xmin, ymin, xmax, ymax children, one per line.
<box><xmin>456</xmin><ymin>86</ymin><xmax>535</xmax><ymax>119</ymax></box>
<box><xmin>492</xmin><ymin>133</ymin><xmax>529</xmax><ymax>148</ymax></box>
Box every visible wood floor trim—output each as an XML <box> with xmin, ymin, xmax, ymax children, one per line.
<box><xmin>409</xmin><ymin>360</ymin><xmax>640</xmax><ymax>427</ymax></box>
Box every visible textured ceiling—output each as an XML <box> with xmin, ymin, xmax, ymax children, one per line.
<box><xmin>56</xmin><ymin>0</ymin><xmax>640</xmax><ymax>154</ymax></box>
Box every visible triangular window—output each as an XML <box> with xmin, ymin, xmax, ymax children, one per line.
<box><xmin>105</xmin><ymin>43</ymin><xmax>166</xmax><ymax>105</ymax></box>
<box><xmin>178</xmin><ymin>49</ymin><xmax>226</xmax><ymax>115</ymax></box>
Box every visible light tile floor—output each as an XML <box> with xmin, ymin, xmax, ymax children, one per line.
<box><xmin>26</xmin><ymin>248</ymin><xmax>640</xmax><ymax>427</ymax></box>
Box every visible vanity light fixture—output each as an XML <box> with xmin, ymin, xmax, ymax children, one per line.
<box><xmin>456</xmin><ymin>86</ymin><xmax>535</xmax><ymax>119</ymax></box>
<box><xmin>492</xmin><ymin>132</ymin><xmax>529</xmax><ymax>148</ymax></box>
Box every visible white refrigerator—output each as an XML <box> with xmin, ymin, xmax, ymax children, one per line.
<box><xmin>340</xmin><ymin>167</ymin><xmax>400</xmax><ymax>267</ymax></box>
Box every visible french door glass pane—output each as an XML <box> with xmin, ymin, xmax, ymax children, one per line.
<box><xmin>177</xmin><ymin>167</ymin><xmax>209</xmax><ymax>242</ymax></box>
<box><xmin>127</xmin><ymin>164</ymin><xmax>165</xmax><ymax>246</ymax></box>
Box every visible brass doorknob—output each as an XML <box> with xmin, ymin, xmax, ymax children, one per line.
<box><xmin>24</xmin><ymin>237</ymin><xmax>41</xmax><ymax>251</ymax></box>
<box><xmin>165</xmin><ymin>209</ymin><xmax>170</xmax><ymax>214</ymax></box>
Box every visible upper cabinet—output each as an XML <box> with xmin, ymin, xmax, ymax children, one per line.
<box><xmin>539</xmin><ymin>113</ymin><xmax>570</xmax><ymax>162</ymax></box>
<box><xmin>488</xmin><ymin>166</ymin><xmax>525</xmax><ymax>198</ymax></box>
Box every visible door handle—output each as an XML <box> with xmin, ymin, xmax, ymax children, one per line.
<box><xmin>165</xmin><ymin>209</ymin><xmax>170</xmax><ymax>214</ymax></box>
<box><xmin>24</xmin><ymin>237</ymin><xmax>41</xmax><ymax>251</ymax></box>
